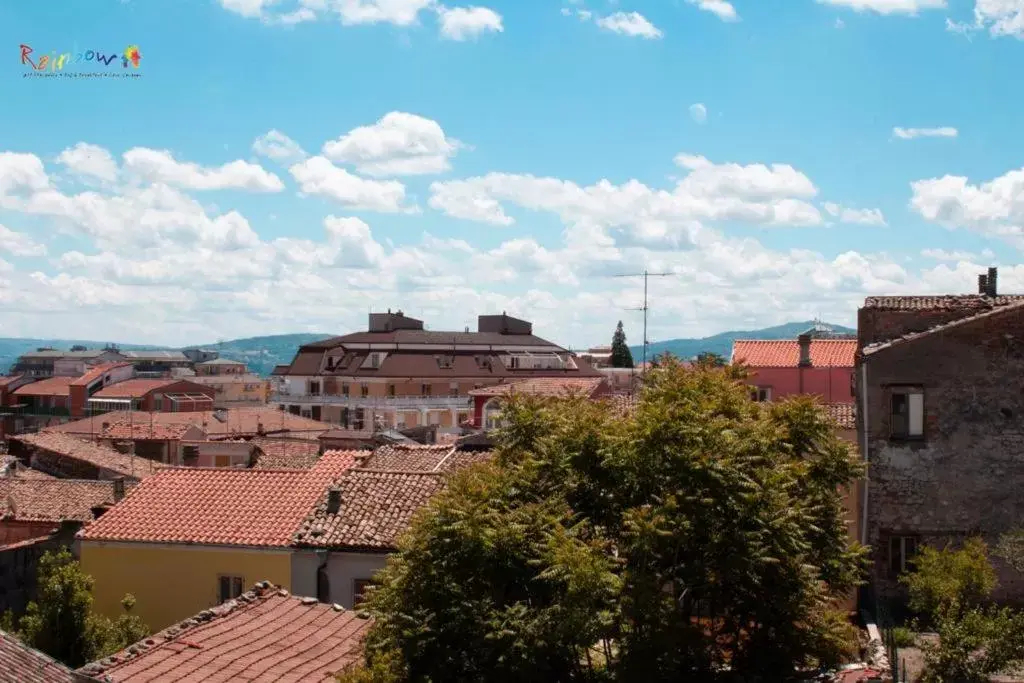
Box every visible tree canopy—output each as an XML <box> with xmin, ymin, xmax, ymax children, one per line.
<box><xmin>343</xmin><ymin>359</ymin><xmax>867</xmax><ymax>682</ymax></box>
<box><xmin>610</xmin><ymin>321</ymin><xmax>634</xmax><ymax>369</ymax></box>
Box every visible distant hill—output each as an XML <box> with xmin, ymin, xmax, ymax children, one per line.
<box><xmin>629</xmin><ymin>321</ymin><xmax>856</xmax><ymax>362</ymax></box>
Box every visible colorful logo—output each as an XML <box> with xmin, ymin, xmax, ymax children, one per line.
<box><xmin>19</xmin><ymin>43</ymin><xmax>143</xmax><ymax>76</ymax></box>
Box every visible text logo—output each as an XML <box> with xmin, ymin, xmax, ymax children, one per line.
<box><xmin>20</xmin><ymin>43</ymin><xmax>142</xmax><ymax>79</ymax></box>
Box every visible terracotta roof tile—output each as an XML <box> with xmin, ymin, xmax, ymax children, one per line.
<box><xmin>823</xmin><ymin>403</ymin><xmax>856</xmax><ymax>430</ymax></box>
<box><xmin>100</xmin><ymin>421</ymin><xmax>200</xmax><ymax>441</ymax></box>
<box><xmin>11</xmin><ymin>432</ymin><xmax>160</xmax><ymax>480</ymax></box>
<box><xmin>0</xmin><ymin>479</ymin><xmax>123</xmax><ymax>523</ymax></box>
<box><xmin>862</xmin><ymin>294</ymin><xmax>1024</xmax><ymax>311</ymax></box>
<box><xmin>12</xmin><ymin>377</ymin><xmax>74</xmax><ymax>398</ymax></box>
<box><xmin>361</xmin><ymin>444</ymin><xmax>453</xmax><ymax>472</ymax></box>
<box><xmin>77</xmin><ymin>582</ymin><xmax>372</xmax><ymax>683</ymax></box>
<box><xmin>252</xmin><ymin>439</ymin><xmax>322</xmax><ymax>470</ymax></box>
<box><xmin>78</xmin><ymin>450</ymin><xmax>360</xmax><ymax>547</ymax></box>
<box><xmin>0</xmin><ymin>629</ymin><xmax>85</xmax><ymax>682</ymax></box>
<box><xmin>863</xmin><ymin>298</ymin><xmax>1024</xmax><ymax>356</ymax></box>
<box><xmin>46</xmin><ymin>407</ymin><xmax>328</xmax><ymax>440</ymax></box>
<box><xmin>69</xmin><ymin>363</ymin><xmax>132</xmax><ymax>387</ymax></box>
<box><xmin>468</xmin><ymin>377</ymin><xmax>607</xmax><ymax>398</ymax></box>
<box><xmin>731</xmin><ymin>339</ymin><xmax>856</xmax><ymax>368</ymax></box>
<box><xmin>0</xmin><ymin>376</ymin><xmax>24</xmax><ymax>388</ymax></box>
<box><xmin>90</xmin><ymin>378</ymin><xmax>179</xmax><ymax>398</ymax></box>
<box><xmin>293</xmin><ymin>469</ymin><xmax>446</xmax><ymax>550</ymax></box>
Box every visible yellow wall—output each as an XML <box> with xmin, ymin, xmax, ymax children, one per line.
<box><xmin>80</xmin><ymin>541</ymin><xmax>292</xmax><ymax>632</ymax></box>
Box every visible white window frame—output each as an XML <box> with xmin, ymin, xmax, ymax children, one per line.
<box><xmin>750</xmin><ymin>386</ymin><xmax>771</xmax><ymax>402</ymax></box>
<box><xmin>890</xmin><ymin>387</ymin><xmax>924</xmax><ymax>439</ymax></box>
<box><xmin>888</xmin><ymin>535</ymin><xmax>920</xmax><ymax>577</ymax></box>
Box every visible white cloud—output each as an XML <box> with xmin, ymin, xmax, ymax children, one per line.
<box><xmin>333</xmin><ymin>0</ymin><xmax>434</xmax><ymax>25</ymax></box>
<box><xmin>436</xmin><ymin>5</ymin><xmax>503</xmax><ymax>40</ymax></box>
<box><xmin>289</xmin><ymin>156</ymin><xmax>416</xmax><ymax>212</ymax></box>
<box><xmin>823</xmin><ymin>202</ymin><xmax>888</xmax><ymax>225</ymax></box>
<box><xmin>686</xmin><ymin>0</ymin><xmax>739</xmax><ymax>21</ymax></box>
<box><xmin>218</xmin><ymin>0</ymin><xmax>276</xmax><ymax>19</ymax></box>
<box><xmin>595</xmin><ymin>11</ymin><xmax>663</xmax><ymax>38</ymax></box>
<box><xmin>0</xmin><ymin>152</ymin><xmax>51</xmax><ymax>196</ymax></box>
<box><xmin>835</xmin><ymin>17</ymin><xmax>846</xmax><ymax>27</ymax></box>
<box><xmin>815</xmin><ymin>0</ymin><xmax>946</xmax><ymax>14</ymax></box>
<box><xmin>252</xmin><ymin>130</ymin><xmax>308</xmax><ymax>164</ymax></box>
<box><xmin>892</xmin><ymin>126</ymin><xmax>958</xmax><ymax>139</ymax></box>
<box><xmin>945</xmin><ymin>0</ymin><xmax>1024</xmax><ymax>39</ymax></box>
<box><xmin>56</xmin><ymin>143</ymin><xmax>118</xmax><ymax>183</ymax></box>
<box><xmin>122</xmin><ymin>148</ymin><xmax>285</xmax><ymax>192</ymax></box>
<box><xmin>0</xmin><ymin>225</ymin><xmax>47</xmax><ymax>257</ymax></box>
<box><xmin>689</xmin><ymin>103</ymin><xmax>708</xmax><ymax>124</ymax></box>
<box><xmin>910</xmin><ymin>165</ymin><xmax>1024</xmax><ymax>247</ymax></box>
<box><xmin>920</xmin><ymin>248</ymin><xmax>993</xmax><ymax>262</ymax></box>
<box><xmin>322</xmin><ymin>112</ymin><xmax>462</xmax><ymax>177</ymax></box>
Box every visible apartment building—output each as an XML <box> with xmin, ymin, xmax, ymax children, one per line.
<box><xmin>272</xmin><ymin>310</ymin><xmax>602</xmax><ymax>434</ymax></box>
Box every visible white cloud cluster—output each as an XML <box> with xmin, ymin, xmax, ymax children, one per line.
<box><xmin>910</xmin><ymin>164</ymin><xmax>1024</xmax><ymax>246</ymax></box>
<box><xmin>823</xmin><ymin>202</ymin><xmax>888</xmax><ymax>226</ymax></box>
<box><xmin>122</xmin><ymin>148</ymin><xmax>285</xmax><ymax>192</ymax></box>
<box><xmin>686</xmin><ymin>0</ymin><xmax>739</xmax><ymax>22</ymax></box>
<box><xmin>217</xmin><ymin>0</ymin><xmax>503</xmax><ymax>40</ymax></box>
<box><xmin>289</xmin><ymin>156</ymin><xmax>417</xmax><ymax>212</ymax></box>
<box><xmin>893</xmin><ymin>126</ymin><xmax>958</xmax><ymax>139</ymax></box>
<box><xmin>689</xmin><ymin>103</ymin><xmax>708</xmax><ymax>124</ymax></box>
<box><xmin>322</xmin><ymin>112</ymin><xmax>462</xmax><ymax>177</ymax></box>
<box><xmin>815</xmin><ymin>0</ymin><xmax>946</xmax><ymax>15</ymax></box>
<box><xmin>252</xmin><ymin>130</ymin><xmax>308</xmax><ymax>164</ymax></box>
<box><xmin>595</xmin><ymin>11</ymin><xmax>664</xmax><ymax>38</ymax></box>
<box><xmin>947</xmin><ymin>0</ymin><xmax>1024</xmax><ymax>39</ymax></box>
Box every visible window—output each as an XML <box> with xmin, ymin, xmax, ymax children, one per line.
<box><xmin>289</xmin><ymin>405</ymin><xmax>300</xmax><ymax>416</ymax></box>
<box><xmin>317</xmin><ymin>567</ymin><xmax>330</xmax><ymax>603</ymax></box>
<box><xmin>421</xmin><ymin>383</ymin><xmax>432</xmax><ymax>397</ymax></box>
<box><xmin>388</xmin><ymin>384</ymin><xmax>396</xmax><ymax>397</ymax></box>
<box><xmin>428</xmin><ymin>412</ymin><xmax>441</xmax><ymax>426</ymax></box>
<box><xmin>364</xmin><ymin>352</ymin><xmax>385</xmax><ymax>369</ymax></box>
<box><xmin>214</xmin><ymin>454</ymin><xmax>231</xmax><ymax>468</ymax></box>
<box><xmin>353</xmin><ymin>579</ymin><xmax>372</xmax><ymax>607</ymax></box>
<box><xmin>301</xmin><ymin>409</ymin><xmax>312</xmax><ymax>419</ymax></box>
<box><xmin>750</xmin><ymin>387</ymin><xmax>771</xmax><ymax>403</ymax></box>
<box><xmin>309</xmin><ymin>381</ymin><xmax>321</xmax><ymax>396</ymax></box>
<box><xmin>890</xmin><ymin>387</ymin><xmax>924</xmax><ymax>439</ymax></box>
<box><xmin>154</xmin><ymin>394</ymin><xmax>163</xmax><ymax>411</ymax></box>
<box><xmin>218</xmin><ymin>575</ymin><xmax>244</xmax><ymax>603</ymax></box>
<box><xmin>457</xmin><ymin>412</ymin><xmax>469</xmax><ymax>425</ymax></box>
<box><xmin>449</xmin><ymin>382</ymin><xmax>459</xmax><ymax>397</ymax></box>
<box><xmin>888</xmin><ymin>536</ymin><xmax>920</xmax><ymax>577</ymax></box>
<box><xmin>342</xmin><ymin>383</ymin><xmax>350</xmax><ymax>397</ymax></box>
<box><xmin>360</xmin><ymin>384</ymin><xmax>369</xmax><ymax>397</ymax></box>
<box><xmin>340</xmin><ymin>407</ymin><xmax>350</xmax><ymax>428</ymax></box>
<box><xmin>509</xmin><ymin>356</ymin><xmax>520</xmax><ymax>369</ymax></box>
<box><xmin>311</xmin><ymin>406</ymin><xmax>322</xmax><ymax>421</ymax></box>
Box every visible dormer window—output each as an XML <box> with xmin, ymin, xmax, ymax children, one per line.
<box><xmin>436</xmin><ymin>355</ymin><xmax>455</xmax><ymax>369</ymax></box>
<box><xmin>362</xmin><ymin>352</ymin><xmax>386</xmax><ymax>370</ymax></box>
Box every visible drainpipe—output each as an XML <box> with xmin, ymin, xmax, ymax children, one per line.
<box><xmin>859</xmin><ymin>359</ymin><xmax>870</xmax><ymax>547</ymax></box>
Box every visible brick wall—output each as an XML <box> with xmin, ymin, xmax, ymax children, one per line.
<box><xmin>0</xmin><ymin>522</ymin><xmax>80</xmax><ymax>617</ymax></box>
<box><xmin>857</xmin><ymin>307</ymin><xmax>980</xmax><ymax>348</ymax></box>
<box><xmin>860</xmin><ymin>305</ymin><xmax>1024</xmax><ymax>603</ymax></box>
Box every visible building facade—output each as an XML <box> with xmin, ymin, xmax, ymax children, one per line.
<box><xmin>272</xmin><ymin>311</ymin><xmax>602</xmax><ymax>435</ymax></box>
<box><xmin>857</xmin><ymin>268</ymin><xmax>1024</xmax><ymax>604</ymax></box>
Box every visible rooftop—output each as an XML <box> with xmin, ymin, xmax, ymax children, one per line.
<box><xmin>0</xmin><ymin>479</ymin><xmax>125</xmax><ymax>523</ymax></box>
<box><xmin>119</xmin><ymin>350</ymin><xmax>189</xmax><ymax>362</ymax></box>
<box><xmin>100</xmin><ymin>421</ymin><xmax>202</xmax><ymax>441</ymax></box>
<box><xmin>468</xmin><ymin>376</ymin><xmax>607</xmax><ymax>398</ymax></box>
<box><xmin>10</xmin><ymin>432</ymin><xmax>160</xmax><ymax>480</ymax></box>
<box><xmin>77</xmin><ymin>582</ymin><xmax>372</xmax><ymax>683</ymax></box>
<box><xmin>251</xmin><ymin>439</ymin><xmax>322</xmax><ymax>470</ymax></box>
<box><xmin>0</xmin><ymin>629</ymin><xmax>86</xmax><ymax>682</ymax></box>
<box><xmin>0</xmin><ymin>376</ymin><xmax>23</xmax><ymax>389</ymax></box>
<box><xmin>358</xmin><ymin>444</ymin><xmax>492</xmax><ymax>473</ymax></box>
<box><xmin>731</xmin><ymin>339</ymin><xmax>857</xmax><ymax>368</ymax></box>
<box><xmin>861</xmin><ymin>294</ymin><xmax>1024</xmax><ymax>311</ymax></box>
<box><xmin>78</xmin><ymin>450</ymin><xmax>360</xmax><ymax>547</ymax></box>
<box><xmin>293</xmin><ymin>468</ymin><xmax>446</xmax><ymax>550</ymax></box>
<box><xmin>69</xmin><ymin>362</ymin><xmax>133</xmax><ymax>388</ymax></box>
<box><xmin>863</xmin><ymin>298</ymin><xmax>1024</xmax><ymax>357</ymax></box>
<box><xmin>90</xmin><ymin>378</ymin><xmax>180</xmax><ymax>399</ymax></box>
<box><xmin>12</xmin><ymin>376</ymin><xmax>75</xmax><ymax>398</ymax></box>
<box><xmin>823</xmin><ymin>403</ymin><xmax>856</xmax><ymax>430</ymax></box>
<box><xmin>46</xmin><ymin>407</ymin><xmax>329</xmax><ymax>440</ymax></box>
<box><xmin>196</xmin><ymin>357</ymin><xmax>246</xmax><ymax>366</ymax></box>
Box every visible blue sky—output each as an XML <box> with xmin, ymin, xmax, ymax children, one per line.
<box><xmin>1</xmin><ymin>0</ymin><xmax>1023</xmax><ymax>348</ymax></box>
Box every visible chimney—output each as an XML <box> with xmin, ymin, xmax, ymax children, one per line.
<box><xmin>987</xmin><ymin>267</ymin><xmax>998</xmax><ymax>297</ymax></box>
<box><xmin>326</xmin><ymin>487</ymin><xmax>342</xmax><ymax>515</ymax></box>
<box><xmin>113</xmin><ymin>477</ymin><xmax>126</xmax><ymax>502</ymax></box>
<box><xmin>797</xmin><ymin>333</ymin><xmax>812</xmax><ymax>368</ymax></box>
<box><xmin>979</xmin><ymin>274</ymin><xmax>989</xmax><ymax>295</ymax></box>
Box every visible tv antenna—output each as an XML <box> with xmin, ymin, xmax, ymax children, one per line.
<box><xmin>611</xmin><ymin>270</ymin><xmax>674</xmax><ymax>378</ymax></box>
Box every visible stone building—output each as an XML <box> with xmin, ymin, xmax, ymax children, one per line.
<box><xmin>856</xmin><ymin>268</ymin><xmax>1024</xmax><ymax>604</ymax></box>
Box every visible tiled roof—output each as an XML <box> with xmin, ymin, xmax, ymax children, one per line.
<box><xmin>10</xmin><ymin>432</ymin><xmax>160</xmax><ymax>480</ymax></box>
<box><xmin>360</xmin><ymin>444</ymin><xmax>454</xmax><ymax>472</ymax></box>
<box><xmin>69</xmin><ymin>363</ymin><xmax>132</xmax><ymax>387</ymax></box>
<box><xmin>731</xmin><ymin>339</ymin><xmax>857</xmax><ymax>368</ymax></box>
<box><xmin>862</xmin><ymin>294</ymin><xmax>1024</xmax><ymax>311</ymax></box>
<box><xmin>0</xmin><ymin>479</ymin><xmax>123</xmax><ymax>523</ymax></box>
<box><xmin>300</xmin><ymin>329</ymin><xmax>567</xmax><ymax>350</ymax></box>
<box><xmin>119</xmin><ymin>350</ymin><xmax>189</xmax><ymax>362</ymax></box>
<box><xmin>606</xmin><ymin>393</ymin><xmax>638</xmax><ymax>418</ymax></box>
<box><xmin>78</xmin><ymin>450</ymin><xmax>360</xmax><ymax>547</ymax></box>
<box><xmin>468</xmin><ymin>377</ymin><xmax>607</xmax><ymax>398</ymax></box>
<box><xmin>196</xmin><ymin>357</ymin><xmax>246</xmax><ymax>366</ymax></box>
<box><xmin>0</xmin><ymin>376</ymin><xmax>24</xmax><ymax>388</ymax></box>
<box><xmin>100</xmin><ymin>421</ymin><xmax>200</xmax><ymax>441</ymax></box>
<box><xmin>863</xmin><ymin>299</ymin><xmax>1024</xmax><ymax>356</ymax></box>
<box><xmin>293</xmin><ymin>469</ymin><xmax>446</xmax><ymax>550</ymax></box>
<box><xmin>824</xmin><ymin>403</ymin><xmax>856</xmax><ymax>430</ymax></box>
<box><xmin>77</xmin><ymin>582</ymin><xmax>372</xmax><ymax>683</ymax></box>
<box><xmin>91</xmin><ymin>378</ymin><xmax>178</xmax><ymax>398</ymax></box>
<box><xmin>46</xmin><ymin>407</ymin><xmax>328</xmax><ymax>440</ymax></box>
<box><xmin>0</xmin><ymin>629</ymin><xmax>85</xmax><ymax>682</ymax></box>
<box><xmin>252</xmin><ymin>439</ymin><xmax>322</xmax><ymax>470</ymax></box>
<box><xmin>12</xmin><ymin>377</ymin><xmax>74</xmax><ymax>398</ymax></box>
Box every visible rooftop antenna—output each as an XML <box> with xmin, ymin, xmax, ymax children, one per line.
<box><xmin>611</xmin><ymin>270</ymin><xmax>674</xmax><ymax>380</ymax></box>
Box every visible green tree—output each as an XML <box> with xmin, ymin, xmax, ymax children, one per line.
<box><xmin>610</xmin><ymin>321</ymin><xmax>634</xmax><ymax>369</ymax></box>
<box><xmin>343</xmin><ymin>358</ymin><xmax>867</xmax><ymax>682</ymax></box>
<box><xmin>900</xmin><ymin>537</ymin><xmax>997</xmax><ymax>624</ymax></box>
<box><xmin>695</xmin><ymin>351</ymin><xmax>727</xmax><ymax>368</ymax></box>
<box><xmin>4</xmin><ymin>549</ymin><xmax>150</xmax><ymax>668</ymax></box>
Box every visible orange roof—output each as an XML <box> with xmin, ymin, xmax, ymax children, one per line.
<box><xmin>11</xmin><ymin>432</ymin><xmax>160</xmax><ymax>480</ymax></box>
<box><xmin>69</xmin><ymin>362</ymin><xmax>132</xmax><ymax>387</ymax></box>
<box><xmin>0</xmin><ymin>630</ymin><xmax>81</xmax><ymax>682</ymax></box>
<box><xmin>77</xmin><ymin>582</ymin><xmax>371</xmax><ymax>682</ymax></box>
<box><xmin>46</xmin><ymin>407</ymin><xmax>328</xmax><ymax>440</ymax></box>
<box><xmin>0</xmin><ymin>479</ymin><xmax>124</xmax><ymax>523</ymax></box>
<box><xmin>12</xmin><ymin>376</ymin><xmax>74</xmax><ymax>398</ymax></box>
<box><xmin>91</xmin><ymin>378</ymin><xmax>178</xmax><ymax>398</ymax></box>
<box><xmin>469</xmin><ymin>377</ymin><xmax>607</xmax><ymax>398</ymax></box>
<box><xmin>100</xmin><ymin>421</ymin><xmax>201</xmax><ymax>441</ymax></box>
<box><xmin>0</xmin><ymin>375</ymin><xmax>23</xmax><ymax>388</ymax></box>
<box><xmin>78</xmin><ymin>450</ymin><xmax>360</xmax><ymax>547</ymax></box>
<box><xmin>824</xmin><ymin>403</ymin><xmax>856</xmax><ymax>430</ymax></box>
<box><xmin>731</xmin><ymin>339</ymin><xmax>856</xmax><ymax>368</ymax></box>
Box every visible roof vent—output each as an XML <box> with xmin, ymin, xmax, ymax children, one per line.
<box><xmin>326</xmin><ymin>487</ymin><xmax>342</xmax><ymax>515</ymax></box>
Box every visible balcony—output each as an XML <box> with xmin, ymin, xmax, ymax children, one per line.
<box><xmin>270</xmin><ymin>393</ymin><xmax>471</xmax><ymax>410</ymax></box>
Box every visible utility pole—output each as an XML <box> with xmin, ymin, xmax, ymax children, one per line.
<box><xmin>612</xmin><ymin>270</ymin><xmax>673</xmax><ymax>380</ymax></box>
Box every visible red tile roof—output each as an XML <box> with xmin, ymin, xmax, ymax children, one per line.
<box><xmin>251</xmin><ymin>439</ymin><xmax>322</xmax><ymax>470</ymax></box>
<box><xmin>46</xmin><ymin>407</ymin><xmax>329</xmax><ymax>440</ymax></box>
<box><xmin>293</xmin><ymin>469</ymin><xmax>446</xmax><ymax>550</ymax></box>
<box><xmin>69</xmin><ymin>362</ymin><xmax>132</xmax><ymax>387</ymax></box>
<box><xmin>0</xmin><ymin>376</ymin><xmax>24</xmax><ymax>389</ymax></box>
<box><xmin>824</xmin><ymin>403</ymin><xmax>856</xmax><ymax>430</ymax></box>
<box><xmin>100</xmin><ymin>421</ymin><xmax>201</xmax><ymax>441</ymax></box>
<box><xmin>11</xmin><ymin>432</ymin><xmax>160</xmax><ymax>480</ymax></box>
<box><xmin>360</xmin><ymin>444</ymin><xmax>453</xmax><ymax>472</ymax></box>
<box><xmin>12</xmin><ymin>377</ymin><xmax>74</xmax><ymax>398</ymax></box>
<box><xmin>862</xmin><ymin>294</ymin><xmax>1024</xmax><ymax>310</ymax></box>
<box><xmin>90</xmin><ymin>378</ymin><xmax>178</xmax><ymax>398</ymax></box>
<box><xmin>863</xmin><ymin>299</ymin><xmax>1024</xmax><ymax>357</ymax></box>
<box><xmin>731</xmin><ymin>339</ymin><xmax>856</xmax><ymax>368</ymax></box>
<box><xmin>0</xmin><ymin>479</ymin><xmax>124</xmax><ymax>523</ymax></box>
<box><xmin>77</xmin><ymin>582</ymin><xmax>372</xmax><ymax>682</ymax></box>
<box><xmin>468</xmin><ymin>377</ymin><xmax>607</xmax><ymax>398</ymax></box>
<box><xmin>0</xmin><ymin>629</ymin><xmax>84</xmax><ymax>682</ymax></box>
<box><xmin>78</xmin><ymin>450</ymin><xmax>360</xmax><ymax>547</ymax></box>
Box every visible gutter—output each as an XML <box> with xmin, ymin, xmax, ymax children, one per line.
<box><xmin>858</xmin><ymin>359</ymin><xmax>870</xmax><ymax>547</ymax></box>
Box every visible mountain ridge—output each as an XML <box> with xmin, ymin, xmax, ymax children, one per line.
<box><xmin>627</xmin><ymin>321</ymin><xmax>856</xmax><ymax>362</ymax></box>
